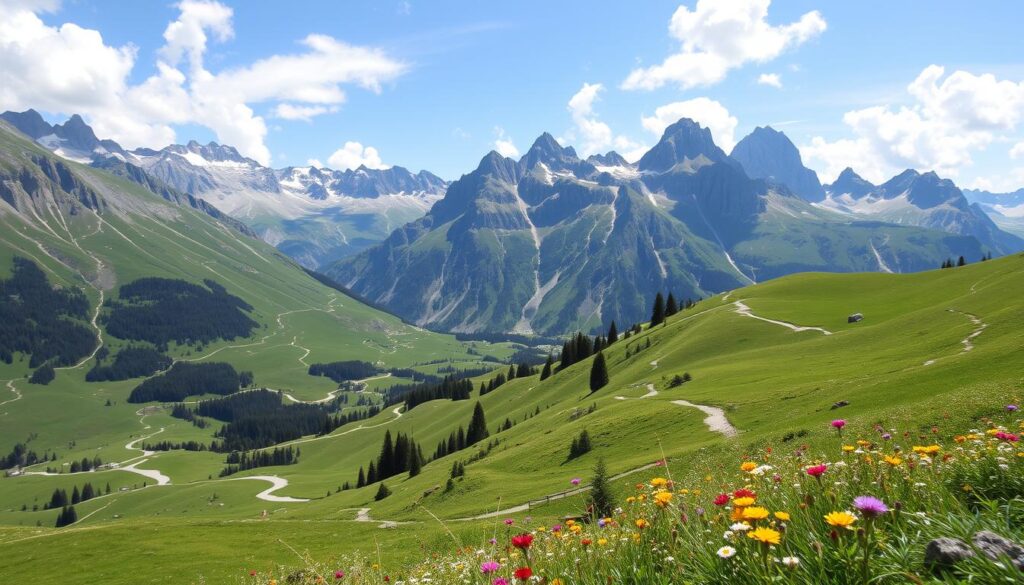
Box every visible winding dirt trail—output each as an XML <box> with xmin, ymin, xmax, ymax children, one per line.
<box><xmin>225</xmin><ymin>476</ymin><xmax>309</xmax><ymax>502</ymax></box>
<box><xmin>670</xmin><ymin>400</ymin><xmax>738</xmax><ymax>438</ymax></box>
<box><xmin>351</xmin><ymin>507</ymin><xmax>411</xmax><ymax>528</ymax></box>
<box><xmin>615</xmin><ymin>383</ymin><xmax>659</xmax><ymax>400</ymax></box>
<box><xmin>923</xmin><ymin>309</ymin><xmax>988</xmax><ymax>366</ymax></box>
<box><xmin>733</xmin><ymin>300</ymin><xmax>833</xmax><ymax>335</ymax></box>
<box><xmin>0</xmin><ymin>379</ymin><xmax>21</xmax><ymax>408</ymax></box>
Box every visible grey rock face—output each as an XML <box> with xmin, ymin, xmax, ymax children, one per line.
<box><xmin>925</xmin><ymin>537</ymin><xmax>975</xmax><ymax>572</ymax></box>
<box><xmin>972</xmin><ymin>531</ymin><xmax>1024</xmax><ymax>569</ymax></box>
<box><xmin>731</xmin><ymin>126</ymin><xmax>825</xmax><ymax>201</ymax></box>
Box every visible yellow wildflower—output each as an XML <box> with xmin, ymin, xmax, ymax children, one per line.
<box><xmin>774</xmin><ymin>511</ymin><xmax>791</xmax><ymax>521</ymax></box>
<box><xmin>597</xmin><ymin>538</ymin><xmax>608</xmax><ymax>546</ymax></box>
<box><xmin>650</xmin><ymin>477</ymin><xmax>669</xmax><ymax>488</ymax></box>
<box><xmin>732</xmin><ymin>496</ymin><xmax>756</xmax><ymax>507</ymax></box>
<box><xmin>635</xmin><ymin>518</ymin><xmax>649</xmax><ymax>529</ymax></box>
<box><xmin>842</xmin><ymin>445</ymin><xmax>855</xmax><ymax>452</ymax></box>
<box><xmin>742</xmin><ymin>506</ymin><xmax>769</xmax><ymax>521</ymax></box>
<box><xmin>654</xmin><ymin>491</ymin><xmax>673</xmax><ymax>507</ymax></box>
<box><xmin>740</xmin><ymin>461</ymin><xmax>757</xmax><ymax>472</ymax></box>
<box><xmin>883</xmin><ymin>455</ymin><xmax>902</xmax><ymax>467</ymax></box>
<box><xmin>824</xmin><ymin>511</ymin><xmax>857</xmax><ymax>528</ymax></box>
<box><xmin>747</xmin><ymin>527</ymin><xmax>781</xmax><ymax>545</ymax></box>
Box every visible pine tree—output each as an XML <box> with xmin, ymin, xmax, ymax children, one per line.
<box><xmin>456</xmin><ymin>426</ymin><xmax>466</xmax><ymax>450</ymax></box>
<box><xmin>651</xmin><ymin>293</ymin><xmax>666</xmax><ymax>327</ymax></box>
<box><xmin>607</xmin><ymin>321</ymin><xmax>618</xmax><ymax>345</ymax></box>
<box><xmin>540</xmin><ymin>354</ymin><xmax>553</xmax><ymax>381</ymax></box>
<box><xmin>71</xmin><ymin>485</ymin><xmax>80</xmax><ymax>505</ymax></box>
<box><xmin>957</xmin><ymin>255</ymin><xmax>966</xmax><ymax>267</ymax></box>
<box><xmin>378</xmin><ymin>431</ymin><xmax>394</xmax><ymax>477</ymax></box>
<box><xmin>81</xmin><ymin>483</ymin><xmax>94</xmax><ymax>502</ymax></box>
<box><xmin>356</xmin><ymin>466</ymin><xmax>365</xmax><ymax>488</ymax></box>
<box><xmin>408</xmin><ymin>447</ymin><xmax>422</xmax><ymax>477</ymax></box>
<box><xmin>588</xmin><ymin>457</ymin><xmax>615</xmax><ymax>518</ymax></box>
<box><xmin>366</xmin><ymin>461</ymin><xmax>377</xmax><ymax>484</ymax></box>
<box><xmin>508</xmin><ymin>364</ymin><xmax>516</xmax><ymax>380</ymax></box>
<box><xmin>374</xmin><ymin>483</ymin><xmax>390</xmax><ymax>501</ymax></box>
<box><xmin>589</xmin><ymin>351</ymin><xmax>609</xmax><ymax>392</ymax></box>
<box><xmin>666</xmin><ymin>293</ymin><xmax>678</xmax><ymax>317</ymax></box>
<box><xmin>466</xmin><ymin>402</ymin><xmax>489</xmax><ymax>446</ymax></box>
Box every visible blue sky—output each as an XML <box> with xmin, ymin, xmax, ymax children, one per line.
<box><xmin>4</xmin><ymin>0</ymin><xmax>1024</xmax><ymax>191</ymax></box>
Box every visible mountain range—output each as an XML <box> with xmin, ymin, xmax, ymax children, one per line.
<box><xmin>328</xmin><ymin>120</ymin><xmax>1014</xmax><ymax>335</ymax></box>
<box><xmin>0</xmin><ymin>109</ymin><xmax>447</xmax><ymax>268</ymax></box>
<box><xmin>5</xmin><ymin>108</ymin><xmax>1022</xmax><ymax>336</ymax></box>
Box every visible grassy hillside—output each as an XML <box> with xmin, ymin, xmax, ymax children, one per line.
<box><xmin>1</xmin><ymin>222</ymin><xmax>1020</xmax><ymax>583</ymax></box>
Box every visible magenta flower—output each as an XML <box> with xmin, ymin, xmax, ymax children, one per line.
<box><xmin>480</xmin><ymin>561</ymin><xmax>500</xmax><ymax>574</ymax></box>
<box><xmin>503</xmin><ymin>518</ymin><xmax>514</xmax><ymax>526</ymax></box>
<box><xmin>334</xmin><ymin>570</ymin><xmax>344</xmax><ymax>579</ymax></box>
<box><xmin>551</xmin><ymin>524</ymin><xmax>562</xmax><ymax>533</ymax></box>
<box><xmin>1008</xmin><ymin>404</ymin><xmax>1019</xmax><ymax>412</ymax></box>
<box><xmin>831</xmin><ymin>419</ymin><xmax>846</xmax><ymax>429</ymax></box>
<box><xmin>570</xmin><ymin>477</ymin><xmax>581</xmax><ymax>486</ymax></box>
<box><xmin>806</xmin><ymin>464</ymin><xmax>828</xmax><ymax>478</ymax></box>
<box><xmin>493</xmin><ymin>579</ymin><xmax>509</xmax><ymax>585</ymax></box>
<box><xmin>853</xmin><ymin>495</ymin><xmax>889</xmax><ymax>519</ymax></box>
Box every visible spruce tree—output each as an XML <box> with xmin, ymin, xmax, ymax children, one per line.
<box><xmin>508</xmin><ymin>364</ymin><xmax>516</xmax><ymax>380</ymax></box>
<box><xmin>651</xmin><ymin>293</ymin><xmax>666</xmax><ymax>327</ymax></box>
<box><xmin>587</xmin><ymin>457</ymin><xmax>615</xmax><ymax>518</ymax></box>
<box><xmin>607</xmin><ymin>321</ymin><xmax>618</xmax><ymax>345</ymax></box>
<box><xmin>540</xmin><ymin>354</ymin><xmax>553</xmax><ymax>381</ymax></box>
<box><xmin>408</xmin><ymin>448</ymin><xmax>422</xmax><ymax>477</ymax></box>
<box><xmin>957</xmin><ymin>255</ymin><xmax>966</xmax><ymax>267</ymax></box>
<box><xmin>374</xmin><ymin>483</ymin><xmax>390</xmax><ymax>501</ymax></box>
<box><xmin>589</xmin><ymin>351</ymin><xmax>609</xmax><ymax>392</ymax></box>
<box><xmin>378</xmin><ymin>431</ymin><xmax>394</xmax><ymax>478</ymax></box>
<box><xmin>466</xmin><ymin>402</ymin><xmax>489</xmax><ymax>446</ymax></box>
<box><xmin>366</xmin><ymin>461</ymin><xmax>377</xmax><ymax>484</ymax></box>
<box><xmin>666</xmin><ymin>293</ymin><xmax>678</xmax><ymax>317</ymax></box>
<box><xmin>356</xmin><ymin>466</ymin><xmax>366</xmax><ymax>488</ymax></box>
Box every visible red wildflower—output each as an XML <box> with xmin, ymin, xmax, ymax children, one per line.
<box><xmin>514</xmin><ymin>567</ymin><xmax>533</xmax><ymax>580</ymax></box>
<box><xmin>733</xmin><ymin>488</ymin><xmax>756</xmax><ymax>499</ymax></box>
<box><xmin>334</xmin><ymin>571</ymin><xmax>344</xmax><ymax>579</ymax></box>
<box><xmin>511</xmin><ymin>533</ymin><xmax>534</xmax><ymax>550</ymax></box>
<box><xmin>713</xmin><ymin>493</ymin><xmax>729</xmax><ymax>506</ymax></box>
<box><xmin>806</xmin><ymin>464</ymin><xmax>827</xmax><ymax>478</ymax></box>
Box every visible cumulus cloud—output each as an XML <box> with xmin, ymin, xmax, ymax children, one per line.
<box><xmin>0</xmin><ymin>1</ymin><xmax>406</xmax><ymax>165</ymax></box>
<box><xmin>757</xmin><ymin>73</ymin><xmax>782</xmax><ymax>88</ymax></box>
<box><xmin>326</xmin><ymin>141</ymin><xmax>387</xmax><ymax>171</ymax></box>
<box><xmin>802</xmin><ymin>65</ymin><xmax>1024</xmax><ymax>183</ymax></box>
<box><xmin>622</xmin><ymin>0</ymin><xmax>826</xmax><ymax>91</ymax></box>
<box><xmin>641</xmin><ymin>97</ymin><xmax>738</xmax><ymax>151</ymax></box>
<box><xmin>493</xmin><ymin>127</ymin><xmax>520</xmax><ymax>158</ymax></box>
<box><xmin>562</xmin><ymin>83</ymin><xmax>646</xmax><ymax>161</ymax></box>
<box><xmin>1010</xmin><ymin>142</ymin><xmax>1024</xmax><ymax>160</ymax></box>
<box><xmin>274</xmin><ymin>104</ymin><xmax>339</xmax><ymax>121</ymax></box>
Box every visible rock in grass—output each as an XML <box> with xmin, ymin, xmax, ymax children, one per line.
<box><xmin>972</xmin><ymin>531</ymin><xmax>1024</xmax><ymax>570</ymax></box>
<box><xmin>925</xmin><ymin>537</ymin><xmax>975</xmax><ymax>572</ymax></box>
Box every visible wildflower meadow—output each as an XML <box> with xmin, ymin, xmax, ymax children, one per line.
<box><xmin>244</xmin><ymin>407</ymin><xmax>1024</xmax><ymax>584</ymax></box>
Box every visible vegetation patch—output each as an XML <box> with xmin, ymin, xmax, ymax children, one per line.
<box><xmin>103</xmin><ymin>278</ymin><xmax>257</xmax><ymax>348</ymax></box>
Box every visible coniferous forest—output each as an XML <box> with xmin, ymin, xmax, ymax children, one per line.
<box><xmin>0</xmin><ymin>257</ymin><xmax>95</xmax><ymax>367</ymax></box>
<box><xmin>103</xmin><ymin>278</ymin><xmax>257</xmax><ymax>348</ymax></box>
<box><xmin>86</xmin><ymin>346</ymin><xmax>173</xmax><ymax>382</ymax></box>
<box><xmin>127</xmin><ymin>362</ymin><xmax>242</xmax><ymax>403</ymax></box>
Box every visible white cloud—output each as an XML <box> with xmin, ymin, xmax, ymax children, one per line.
<box><xmin>757</xmin><ymin>73</ymin><xmax>782</xmax><ymax>88</ymax></box>
<box><xmin>325</xmin><ymin>141</ymin><xmax>387</xmax><ymax>171</ymax></box>
<box><xmin>641</xmin><ymin>97</ymin><xmax>738</xmax><ymax>151</ymax></box>
<box><xmin>273</xmin><ymin>103</ymin><xmax>338</xmax><ymax>121</ymax></box>
<box><xmin>1010</xmin><ymin>142</ymin><xmax>1024</xmax><ymax>160</ymax></box>
<box><xmin>562</xmin><ymin>82</ymin><xmax>646</xmax><ymax>160</ymax></box>
<box><xmin>0</xmin><ymin>1</ymin><xmax>406</xmax><ymax>165</ymax></box>
<box><xmin>307</xmin><ymin>158</ymin><xmax>324</xmax><ymax>168</ymax></box>
<box><xmin>493</xmin><ymin>127</ymin><xmax>520</xmax><ymax>158</ymax></box>
<box><xmin>622</xmin><ymin>0</ymin><xmax>825</xmax><ymax>91</ymax></box>
<box><xmin>802</xmin><ymin>65</ymin><xmax>1024</xmax><ymax>183</ymax></box>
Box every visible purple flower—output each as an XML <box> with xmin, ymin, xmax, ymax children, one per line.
<box><xmin>552</xmin><ymin>524</ymin><xmax>562</xmax><ymax>533</ymax></box>
<box><xmin>493</xmin><ymin>579</ymin><xmax>509</xmax><ymax>585</ymax></box>
<box><xmin>597</xmin><ymin>518</ymin><xmax>607</xmax><ymax>528</ymax></box>
<box><xmin>503</xmin><ymin>518</ymin><xmax>514</xmax><ymax>526</ymax></box>
<box><xmin>480</xmin><ymin>561</ymin><xmax>500</xmax><ymax>574</ymax></box>
<box><xmin>881</xmin><ymin>432</ymin><xmax>892</xmax><ymax>440</ymax></box>
<box><xmin>570</xmin><ymin>477</ymin><xmax>581</xmax><ymax>486</ymax></box>
<box><xmin>1007</xmin><ymin>405</ymin><xmax>1019</xmax><ymax>412</ymax></box>
<box><xmin>853</xmin><ymin>495</ymin><xmax>889</xmax><ymax>519</ymax></box>
<box><xmin>489</xmin><ymin>538</ymin><xmax>497</xmax><ymax>545</ymax></box>
<box><xmin>831</xmin><ymin>419</ymin><xmax>846</xmax><ymax>429</ymax></box>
